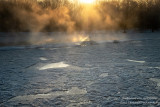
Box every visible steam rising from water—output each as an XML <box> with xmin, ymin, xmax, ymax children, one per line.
<box><xmin>0</xmin><ymin>1</ymin><xmax>128</xmax><ymax>45</ymax></box>
<box><xmin>0</xmin><ymin>31</ymin><xmax>127</xmax><ymax>46</ymax></box>
<box><xmin>14</xmin><ymin>5</ymin><xmax>75</xmax><ymax>32</ymax></box>
<box><xmin>29</xmin><ymin>31</ymin><xmax>127</xmax><ymax>45</ymax></box>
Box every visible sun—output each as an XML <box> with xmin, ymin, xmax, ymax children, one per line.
<box><xmin>79</xmin><ymin>0</ymin><xmax>96</xmax><ymax>4</ymax></box>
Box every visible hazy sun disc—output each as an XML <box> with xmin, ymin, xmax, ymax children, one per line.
<box><xmin>79</xmin><ymin>0</ymin><xmax>96</xmax><ymax>4</ymax></box>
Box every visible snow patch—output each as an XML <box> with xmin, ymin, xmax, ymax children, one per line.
<box><xmin>150</xmin><ymin>78</ymin><xmax>160</xmax><ymax>87</ymax></box>
<box><xmin>39</xmin><ymin>62</ymin><xmax>70</xmax><ymax>70</ymax></box>
<box><xmin>67</xmin><ymin>101</ymin><xmax>91</xmax><ymax>107</ymax></box>
<box><xmin>99</xmin><ymin>73</ymin><xmax>109</xmax><ymax>78</ymax></box>
<box><xmin>7</xmin><ymin>87</ymin><xmax>87</xmax><ymax>104</ymax></box>
<box><xmin>127</xmin><ymin>59</ymin><xmax>145</xmax><ymax>63</ymax></box>
<box><xmin>67</xmin><ymin>87</ymin><xmax>87</xmax><ymax>95</ymax></box>
<box><xmin>40</xmin><ymin>57</ymin><xmax>48</xmax><ymax>61</ymax></box>
<box><xmin>149</xmin><ymin>67</ymin><xmax>160</xmax><ymax>69</ymax></box>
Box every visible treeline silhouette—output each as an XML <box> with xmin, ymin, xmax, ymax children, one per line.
<box><xmin>0</xmin><ymin>0</ymin><xmax>160</xmax><ymax>32</ymax></box>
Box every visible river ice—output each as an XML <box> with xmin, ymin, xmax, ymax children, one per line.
<box><xmin>0</xmin><ymin>32</ymin><xmax>160</xmax><ymax>106</ymax></box>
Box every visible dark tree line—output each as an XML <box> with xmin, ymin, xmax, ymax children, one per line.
<box><xmin>0</xmin><ymin>0</ymin><xmax>160</xmax><ymax>32</ymax></box>
<box><xmin>98</xmin><ymin>0</ymin><xmax>160</xmax><ymax>32</ymax></box>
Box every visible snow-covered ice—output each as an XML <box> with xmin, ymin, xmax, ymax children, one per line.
<box><xmin>99</xmin><ymin>73</ymin><xmax>109</xmax><ymax>78</ymax></box>
<box><xmin>127</xmin><ymin>59</ymin><xmax>146</xmax><ymax>63</ymax></box>
<box><xmin>150</xmin><ymin>78</ymin><xmax>160</xmax><ymax>87</ymax></box>
<box><xmin>39</xmin><ymin>62</ymin><xmax>70</xmax><ymax>70</ymax></box>
<box><xmin>40</xmin><ymin>57</ymin><xmax>48</xmax><ymax>61</ymax></box>
<box><xmin>1</xmin><ymin>31</ymin><xmax>160</xmax><ymax>106</ymax></box>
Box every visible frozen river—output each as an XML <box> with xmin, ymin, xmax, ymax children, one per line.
<box><xmin>1</xmin><ymin>32</ymin><xmax>160</xmax><ymax>106</ymax></box>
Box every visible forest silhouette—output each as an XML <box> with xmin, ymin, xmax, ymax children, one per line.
<box><xmin>0</xmin><ymin>0</ymin><xmax>160</xmax><ymax>32</ymax></box>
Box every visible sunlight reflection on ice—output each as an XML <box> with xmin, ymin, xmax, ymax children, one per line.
<box><xmin>127</xmin><ymin>59</ymin><xmax>145</xmax><ymax>63</ymax></box>
<box><xmin>39</xmin><ymin>62</ymin><xmax>70</xmax><ymax>70</ymax></box>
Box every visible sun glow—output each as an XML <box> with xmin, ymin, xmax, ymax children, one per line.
<box><xmin>79</xmin><ymin>0</ymin><xmax>96</xmax><ymax>4</ymax></box>
<box><xmin>72</xmin><ymin>35</ymin><xmax>90</xmax><ymax>42</ymax></box>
